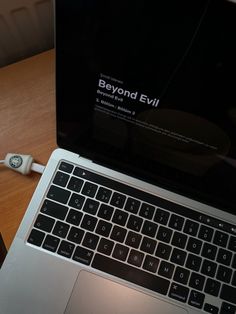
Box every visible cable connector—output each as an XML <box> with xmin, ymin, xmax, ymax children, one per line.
<box><xmin>2</xmin><ymin>153</ymin><xmax>45</xmax><ymax>175</ymax></box>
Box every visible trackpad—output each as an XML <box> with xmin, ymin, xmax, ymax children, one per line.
<box><xmin>65</xmin><ymin>270</ymin><xmax>188</xmax><ymax>314</ymax></box>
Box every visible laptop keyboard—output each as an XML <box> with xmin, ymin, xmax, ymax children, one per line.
<box><xmin>27</xmin><ymin>161</ymin><xmax>236</xmax><ymax>314</ymax></box>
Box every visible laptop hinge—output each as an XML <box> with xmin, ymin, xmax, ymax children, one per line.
<box><xmin>78</xmin><ymin>155</ymin><xmax>93</xmax><ymax>163</ymax></box>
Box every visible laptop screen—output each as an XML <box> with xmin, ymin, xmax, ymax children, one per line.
<box><xmin>56</xmin><ymin>0</ymin><xmax>236</xmax><ymax>214</ymax></box>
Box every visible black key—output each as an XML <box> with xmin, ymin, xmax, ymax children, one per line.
<box><xmin>186</xmin><ymin>253</ymin><xmax>202</xmax><ymax>271</ymax></box>
<box><xmin>141</xmin><ymin>220</ymin><xmax>158</xmax><ymax>237</ymax></box>
<box><xmin>81</xmin><ymin>214</ymin><xmax>98</xmax><ymax>232</ymax></box>
<box><xmin>169</xmin><ymin>214</ymin><xmax>184</xmax><ymax>231</ymax></box>
<box><xmin>173</xmin><ymin>267</ymin><xmax>190</xmax><ymax>285</ymax></box>
<box><xmin>57</xmin><ymin>240</ymin><xmax>75</xmax><ymax>258</ymax></box>
<box><xmin>66</xmin><ymin>209</ymin><xmax>83</xmax><ymax>226</ymax></box>
<box><xmin>155</xmin><ymin>242</ymin><xmax>172</xmax><ymax>260</ymax></box>
<box><xmin>110</xmin><ymin>225</ymin><xmax>127</xmax><ymax>243</ymax></box>
<box><xmin>52</xmin><ymin>221</ymin><xmax>70</xmax><ymax>238</ymax></box>
<box><xmin>169</xmin><ymin>282</ymin><xmax>189</xmax><ymax>303</ymax></box>
<box><xmin>139</xmin><ymin>203</ymin><xmax>155</xmax><ymax>220</ymax></box>
<box><xmin>213</xmin><ymin>230</ymin><xmax>229</xmax><ymax>247</ymax></box>
<box><xmin>42</xmin><ymin>235</ymin><xmax>60</xmax><ymax>252</ymax></box>
<box><xmin>110</xmin><ymin>192</ymin><xmax>126</xmax><ymax>208</ymax></box>
<box><xmin>73</xmin><ymin>167</ymin><xmax>91</xmax><ymax>179</ymax></box>
<box><xmin>143</xmin><ymin>255</ymin><xmax>159</xmax><ymax>273</ymax></box>
<box><xmin>59</xmin><ymin>161</ymin><xmax>73</xmax><ymax>173</ymax></box>
<box><xmin>72</xmin><ymin>246</ymin><xmax>93</xmax><ymax>265</ymax></box>
<box><xmin>201</xmin><ymin>259</ymin><xmax>217</xmax><ymax>278</ymax></box>
<box><xmin>127</xmin><ymin>215</ymin><xmax>143</xmax><ymax>232</ymax></box>
<box><xmin>188</xmin><ymin>290</ymin><xmax>205</xmax><ymax>309</ymax></box>
<box><xmin>81</xmin><ymin>182</ymin><xmax>98</xmax><ymax>198</ymax></box>
<box><xmin>154</xmin><ymin>208</ymin><xmax>170</xmax><ymax>225</ymax></box>
<box><xmin>82</xmin><ymin>232</ymin><xmax>99</xmax><ymax>250</ymax></box>
<box><xmin>112</xmin><ymin>244</ymin><xmax>129</xmax><ymax>261</ymax></box>
<box><xmin>92</xmin><ymin>253</ymin><xmax>170</xmax><ymax>295</ymax></box>
<box><xmin>216</xmin><ymin>265</ymin><xmax>232</xmax><ymax>283</ymax></box>
<box><xmin>83</xmin><ymin>198</ymin><xmax>99</xmax><ymax>215</ymax></box>
<box><xmin>156</xmin><ymin>226</ymin><xmax>173</xmax><ymax>243</ymax></box>
<box><xmin>67</xmin><ymin>176</ymin><xmax>84</xmax><ymax>193</ymax></box>
<box><xmin>97</xmin><ymin>238</ymin><xmax>114</xmax><ymax>256</ymax></box>
<box><xmin>128</xmin><ymin>249</ymin><xmax>144</xmax><ymax>267</ymax></box>
<box><xmin>125</xmin><ymin>198</ymin><xmax>141</xmax><ymax>214</ymax></box>
<box><xmin>229</xmin><ymin>236</ymin><xmax>236</xmax><ymax>252</ymax></box>
<box><xmin>220</xmin><ymin>302</ymin><xmax>236</xmax><ymax>314</ymax></box>
<box><xmin>34</xmin><ymin>214</ymin><xmax>55</xmax><ymax>232</ymax></box>
<box><xmin>67</xmin><ymin>227</ymin><xmax>84</xmax><ymax>244</ymax></box>
<box><xmin>140</xmin><ymin>237</ymin><xmax>157</xmax><ymax>254</ymax></box>
<box><xmin>204</xmin><ymin>278</ymin><xmax>221</xmax><ymax>297</ymax></box>
<box><xmin>125</xmin><ymin>231</ymin><xmax>142</xmax><ymax>249</ymax></box>
<box><xmin>112</xmin><ymin>209</ymin><xmax>128</xmax><ymax>226</ymax></box>
<box><xmin>158</xmin><ymin>261</ymin><xmax>175</xmax><ymax>279</ymax></box>
<box><xmin>189</xmin><ymin>272</ymin><xmax>205</xmax><ymax>291</ymax></box>
<box><xmin>27</xmin><ymin>229</ymin><xmax>45</xmax><ymax>246</ymax></box>
<box><xmin>202</xmin><ymin>243</ymin><xmax>217</xmax><ymax>260</ymax></box>
<box><xmin>171</xmin><ymin>232</ymin><xmax>187</xmax><ymax>249</ymax></box>
<box><xmin>204</xmin><ymin>303</ymin><xmax>219</xmax><ymax>314</ymax></box>
<box><xmin>96</xmin><ymin>187</ymin><xmax>112</xmax><ymax>203</ymax></box>
<box><xmin>217</xmin><ymin>248</ymin><xmax>232</xmax><ymax>266</ymax></box>
<box><xmin>40</xmin><ymin>199</ymin><xmax>68</xmax><ymax>220</ymax></box>
<box><xmin>232</xmin><ymin>271</ymin><xmax>236</xmax><ymax>286</ymax></box>
<box><xmin>69</xmin><ymin>193</ymin><xmax>85</xmax><ymax>210</ymax></box>
<box><xmin>98</xmin><ymin>204</ymin><xmax>114</xmax><ymax>221</ymax></box>
<box><xmin>47</xmin><ymin>185</ymin><xmax>71</xmax><ymax>204</ymax></box>
<box><xmin>95</xmin><ymin>220</ymin><xmax>112</xmax><ymax>237</ymax></box>
<box><xmin>198</xmin><ymin>225</ymin><xmax>214</xmax><ymax>242</ymax></box>
<box><xmin>170</xmin><ymin>248</ymin><xmax>187</xmax><ymax>266</ymax></box>
<box><xmin>183</xmin><ymin>219</ymin><xmax>199</xmax><ymax>236</ymax></box>
<box><xmin>232</xmin><ymin>254</ymin><xmax>236</xmax><ymax>269</ymax></box>
<box><xmin>53</xmin><ymin>171</ymin><xmax>70</xmax><ymax>187</ymax></box>
<box><xmin>186</xmin><ymin>237</ymin><xmax>202</xmax><ymax>254</ymax></box>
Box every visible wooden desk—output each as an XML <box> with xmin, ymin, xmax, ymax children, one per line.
<box><xmin>0</xmin><ymin>50</ymin><xmax>57</xmax><ymax>249</ymax></box>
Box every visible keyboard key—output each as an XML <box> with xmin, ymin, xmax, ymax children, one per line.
<box><xmin>53</xmin><ymin>171</ymin><xmax>69</xmax><ymax>187</ymax></box>
<box><xmin>73</xmin><ymin>167</ymin><xmax>91</xmax><ymax>179</ymax></box>
<box><xmin>57</xmin><ymin>240</ymin><xmax>75</xmax><ymax>258</ymax></box>
<box><xmin>69</xmin><ymin>193</ymin><xmax>85</xmax><ymax>210</ymax></box>
<box><xmin>140</xmin><ymin>237</ymin><xmax>157</xmax><ymax>254</ymax></box>
<box><xmin>188</xmin><ymin>290</ymin><xmax>205</xmax><ymax>309</ymax></box>
<box><xmin>127</xmin><ymin>249</ymin><xmax>144</xmax><ymax>267</ymax></box>
<box><xmin>34</xmin><ymin>214</ymin><xmax>55</xmax><ymax>232</ymax></box>
<box><xmin>201</xmin><ymin>242</ymin><xmax>217</xmax><ymax>260</ymax></box>
<box><xmin>170</xmin><ymin>248</ymin><xmax>187</xmax><ymax>266</ymax></box>
<box><xmin>97</xmin><ymin>238</ymin><xmax>114</xmax><ymax>256</ymax></box>
<box><xmin>186</xmin><ymin>253</ymin><xmax>202</xmax><ymax>271</ymax></box>
<box><xmin>82</xmin><ymin>198</ymin><xmax>99</xmax><ymax>215</ymax></box>
<box><xmin>198</xmin><ymin>225</ymin><xmax>214</xmax><ymax>242</ymax></box>
<box><xmin>67</xmin><ymin>176</ymin><xmax>84</xmax><ymax>193</ymax></box>
<box><xmin>92</xmin><ymin>253</ymin><xmax>170</xmax><ymax>295</ymax></box>
<box><xmin>183</xmin><ymin>219</ymin><xmax>199</xmax><ymax>236</ymax></box>
<box><xmin>67</xmin><ymin>227</ymin><xmax>84</xmax><ymax>244</ymax></box>
<box><xmin>169</xmin><ymin>282</ymin><xmax>189</xmax><ymax>303</ymax></box>
<box><xmin>189</xmin><ymin>272</ymin><xmax>205</xmax><ymax>291</ymax></box>
<box><xmin>204</xmin><ymin>303</ymin><xmax>219</xmax><ymax>314</ymax></box>
<box><xmin>232</xmin><ymin>271</ymin><xmax>236</xmax><ymax>286</ymax></box>
<box><xmin>110</xmin><ymin>225</ymin><xmax>127</xmax><ymax>243</ymax></box>
<box><xmin>217</xmin><ymin>248</ymin><xmax>233</xmax><ymax>266</ymax></box>
<box><xmin>40</xmin><ymin>199</ymin><xmax>69</xmax><ymax>220</ymax></box>
<box><xmin>127</xmin><ymin>215</ymin><xmax>143</xmax><ymax>232</ymax></box>
<box><xmin>216</xmin><ymin>265</ymin><xmax>232</xmax><ymax>283</ymax></box>
<box><xmin>81</xmin><ymin>182</ymin><xmax>98</xmax><ymax>198</ymax></box>
<box><xmin>220</xmin><ymin>302</ymin><xmax>236</xmax><ymax>314</ymax></box>
<box><xmin>97</xmin><ymin>204</ymin><xmax>114</xmax><ymax>221</ymax></box>
<box><xmin>173</xmin><ymin>267</ymin><xmax>190</xmax><ymax>285</ymax></box>
<box><xmin>201</xmin><ymin>260</ymin><xmax>217</xmax><ymax>277</ymax></box>
<box><xmin>125</xmin><ymin>231</ymin><xmax>142</xmax><ymax>249</ymax></box>
<box><xmin>155</xmin><ymin>242</ymin><xmax>172</xmax><ymax>260</ymax></box>
<box><xmin>52</xmin><ymin>221</ymin><xmax>70</xmax><ymax>238</ymax></box>
<box><xmin>124</xmin><ymin>198</ymin><xmax>140</xmax><ymax>214</ymax></box>
<box><xmin>220</xmin><ymin>285</ymin><xmax>236</xmax><ymax>305</ymax></box>
<box><xmin>96</xmin><ymin>187</ymin><xmax>112</xmax><ymax>203</ymax></box>
<box><xmin>186</xmin><ymin>237</ymin><xmax>202</xmax><ymax>254</ymax></box>
<box><xmin>204</xmin><ymin>278</ymin><xmax>221</xmax><ymax>297</ymax></box>
<box><xmin>156</xmin><ymin>226</ymin><xmax>173</xmax><ymax>243</ymax></box>
<box><xmin>154</xmin><ymin>208</ymin><xmax>170</xmax><ymax>225</ymax></box>
<box><xmin>232</xmin><ymin>254</ymin><xmax>236</xmax><ymax>269</ymax></box>
<box><xmin>27</xmin><ymin>229</ymin><xmax>45</xmax><ymax>246</ymax></box>
<box><xmin>171</xmin><ymin>232</ymin><xmax>187</xmax><ymax>249</ymax></box>
<box><xmin>110</xmin><ymin>192</ymin><xmax>126</xmax><ymax>208</ymax></box>
<box><xmin>81</xmin><ymin>214</ymin><xmax>98</xmax><ymax>231</ymax></box>
<box><xmin>82</xmin><ymin>232</ymin><xmax>99</xmax><ymax>250</ymax></box>
<box><xmin>59</xmin><ymin>161</ymin><xmax>73</xmax><ymax>173</ymax></box>
<box><xmin>47</xmin><ymin>185</ymin><xmax>71</xmax><ymax>204</ymax></box>
<box><xmin>143</xmin><ymin>255</ymin><xmax>159</xmax><ymax>273</ymax></box>
<box><xmin>228</xmin><ymin>236</ymin><xmax>236</xmax><ymax>252</ymax></box>
<box><xmin>95</xmin><ymin>220</ymin><xmax>112</xmax><ymax>237</ymax></box>
<box><xmin>42</xmin><ymin>235</ymin><xmax>60</xmax><ymax>252</ymax></box>
<box><xmin>66</xmin><ymin>209</ymin><xmax>83</xmax><ymax>226</ymax></box>
<box><xmin>213</xmin><ymin>230</ymin><xmax>229</xmax><ymax>247</ymax></box>
<box><xmin>112</xmin><ymin>244</ymin><xmax>129</xmax><ymax>261</ymax></box>
<box><xmin>139</xmin><ymin>203</ymin><xmax>155</xmax><ymax>220</ymax></box>
<box><xmin>158</xmin><ymin>261</ymin><xmax>175</xmax><ymax>279</ymax></box>
<box><xmin>169</xmin><ymin>214</ymin><xmax>184</xmax><ymax>231</ymax></box>
<box><xmin>72</xmin><ymin>246</ymin><xmax>93</xmax><ymax>265</ymax></box>
<box><xmin>112</xmin><ymin>209</ymin><xmax>128</xmax><ymax>226</ymax></box>
<box><xmin>141</xmin><ymin>220</ymin><xmax>158</xmax><ymax>237</ymax></box>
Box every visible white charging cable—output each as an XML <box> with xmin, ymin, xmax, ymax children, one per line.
<box><xmin>0</xmin><ymin>153</ymin><xmax>45</xmax><ymax>175</ymax></box>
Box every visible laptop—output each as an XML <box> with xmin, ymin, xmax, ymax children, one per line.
<box><xmin>0</xmin><ymin>0</ymin><xmax>236</xmax><ymax>313</ymax></box>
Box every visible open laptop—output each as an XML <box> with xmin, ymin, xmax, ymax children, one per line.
<box><xmin>0</xmin><ymin>0</ymin><xmax>236</xmax><ymax>313</ymax></box>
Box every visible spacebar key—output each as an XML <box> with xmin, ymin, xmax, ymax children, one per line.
<box><xmin>92</xmin><ymin>253</ymin><xmax>170</xmax><ymax>295</ymax></box>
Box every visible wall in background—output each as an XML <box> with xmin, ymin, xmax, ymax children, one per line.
<box><xmin>0</xmin><ymin>0</ymin><xmax>54</xmax><ymax>67</ymax></box>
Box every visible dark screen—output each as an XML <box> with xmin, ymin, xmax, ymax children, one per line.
<box><xmin>56</xmin><ymin>0</ymin><xmax>236</xmax><ymax>214</ymax></box>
